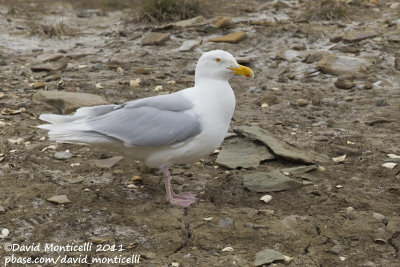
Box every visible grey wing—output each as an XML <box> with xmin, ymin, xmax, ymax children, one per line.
<box><xmin>87</xmin><ymin>94</ymin><xmax>202</xmax><ymax>147</ymax></box>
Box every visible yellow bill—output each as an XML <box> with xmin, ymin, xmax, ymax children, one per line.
<box><xmin>230</xmin><ymin>64</ymin><xmax>254</xmax><ymax>78</ymax></box>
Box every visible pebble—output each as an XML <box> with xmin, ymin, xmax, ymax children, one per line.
<box><xmin>208</xmin><ymin>31</ymin><xmax>247</xmax><ymax>44</ymax></box>
<box><xmin>260</xmin><ymin>195</ymin><xmax>272</xmax><ymax>203</ymax></box>
<box><xmin>334</xmin><ymin>78</ymin><xmax>354</xmax><ymax>89</ymax></box>
<box><xmin>332</xmin><ymin>154</ymin><xmax>346</xmax><ymax>163</ymax></box>
<box><xmin>317</xmin><ymin>55</ymin><xmax>372</xmax><ymax>76</ymax></box>
<box><xmin>0</xmin><ymin>205</ymin><xmax>5</xmax><ymax>213</ymax></box>
<box><xmin>282</xmin><ymin>215</ymin><xmax>297</xmax><ymax>229</ymax></box>
<box><xmin>178</xmin><ymin>39</ymin><xmax>201</xmax><ymax>52</ymax></box>
<box><xmin>213</xmin><ymin>17</ymin><xmax>233</xmax><ymax>28</ymax></box>
<box><xmin>32</xmin><ymin>81</ymin><xmax>45</xmax><ymax>89</ymax></box>
<box><xmin>257</xmin><ymin>92</ymin><xmax>278</xmax><ymax>106</ymax></box>
<box><xmin>54</xmin><ymin>151</ymin><xmax>72</xmax><ymax>160</ymax></box>
<box><xmin>141</xmin><ymin>32</ymin><xmax>171</xmax><ymax>46</ymax></box>
<box><xmin>61</xmin><ymin>176</ymin><xmax>85</xmax><ymax>184</ymax></box>
<box><xmin>346</xmin><ymin>207</ymin><xmax>354</xmax><ymax>214</ymax></box>
<box><xmin>203</xmin><ymin>217</ymin><xmax>213</xmax><ymax>221</ymax></box>
<box><xmin>372</xmin><ymin>212</ymin><xmax>385</xmax><ymax>221</ymax></box>
<box><xmin>297</xmin><ymin>99</ymin><xmax>309</xmax><ymax>106</ymax></box>
<box><xmin>382</xmin><ymin>162</ymin><xmax>397</xmax><ymax>169</ymax></box>
<box><xmin>47</xmin><ymin>195</ymin><xmax>71</xmax><ymax>204</ymax></box>
<box><xmin>44</xmin><ymin>73</ymin><xmax>61</xmax><ymax>82</ymax></box>
<box><xmin>171</xmin><ymin>262</ymin><xmax>180</xmax><ymax>267</ymax></box>
<box><xmin>0</xmin><ymin>229</ymin><xmax>9</xmax><ymax>239</ymax></box>
<box><xmin>222</xmin><ymin>246</ymin><xmax>234</xmax><ymax>252</ymax></box>
<box><xmin>116</xmin><ymin>67</ymin><xmax>124</xmax><ymax>74</ymax></box>
<box><xmin>388</xmin><ymin>154</ymin><xmax>400</xmax><ymax>159</ymax></box>
<box><xmin>130</xmin><ymin>78</ymin><xmax>141</xmax><ymax>87</ymax></box>
<box><xmin>362</xmin><ymin>81</ymin><xmax>372</xmax><ymax>89</ymax></box>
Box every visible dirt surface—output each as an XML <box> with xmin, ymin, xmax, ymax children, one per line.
<box><xmin>1</xmin><ymin>1</ymin><xmax>400</xmax><ymax>266</ymax></box>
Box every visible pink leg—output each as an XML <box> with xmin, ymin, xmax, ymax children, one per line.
<box><xmin>163</xmin><ymin>166</ymin><xmax>197</xmax><ymax>207</ymax></box>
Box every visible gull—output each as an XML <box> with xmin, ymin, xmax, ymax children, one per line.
<box><xmin>38</xmin><ymin>50</ymin><xmax>254</xmax><ymax>207</ymax></box>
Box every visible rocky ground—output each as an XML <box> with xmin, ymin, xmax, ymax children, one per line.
<box><xmin>1</xmin><ymin>0</ymin><xmax>400</xmax><ymax>266</ymax></box>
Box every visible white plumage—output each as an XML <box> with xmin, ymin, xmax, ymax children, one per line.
<box><xmin>38</xmin><ymin>50</ymin><xmax>254</xmax><ymax>207</ymax></box>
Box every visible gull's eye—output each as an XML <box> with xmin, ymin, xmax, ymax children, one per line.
<box><xmin>215</xmin><ymin>58</ymin><xmax>221</xmax><ymax>63</ymax></box>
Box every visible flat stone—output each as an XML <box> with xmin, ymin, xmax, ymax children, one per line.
<box><xmin>234</xmin><ymin>126</ymin><xmax>317</xmax><ymax>164</ymax></box>
<box><xmin>94</xmin><ymin>156</ymin><xmax>123</xmax><ymax>168</ymax></box>
<box><xmin>178</xmin><ymin>39</ymin><xmax>202</xmax><ymax>52</ymax></box>
<box><xmin>141</xmin><ymin>32</ymin><xmax>171</xmax><ymax>46</ymax></box>
<box><xmin>208</xmin><ymin>31</ymin><xmax>246</xmax><ymax>44</ymax></box>
<box><xmin>174</xmin><ymin>15</ymin><xmax>206</xmax><ymax>27</ymax></box>
<box><xmin>317</xmin><ymin>55</ymin><xmax>373</xmax><ymax>76</ymax></box>
<box><xmin>31</xmin><ymin>60</ymin><xmax>68</xmax><ymax>72</ymax></box>
<box><xmin>306</xmin><ymin>50</ymin><xmax>330</xmax><ymax>64</ymax></box>
<box><xmin>61</xmin><ymin>176</ymin><xmax>85</xmax><ymax>184</ymax></box>
<box><xmin>37</xmin><ymin>53</ymin><xmax>64</xmax><ymax>63</ymax></box>
<box><xmin>330</xmin><ymin>45</ymin><xmax>360</xmax><ymax>54</ymax></box>
<box><xmin>44</xmin><ymin>73</ymin><xmax>61</xmax><ymax>82</ymax></box>
<box><xmin>213</xmin><ymin>17</ymin><xmax>233</xmax><ymax>28</ymax></box>
<box><xmin>0</xmin><ymin>205</ymin><xmax>5</xmax><ymax>213</ymax></box>
<box><xmin>47</xmin><ymin>195</ymin><xmax>71</xmax><ymax>204</ymax></box>
<box><xmin>254</xmin><ymin>249</ymin><xmax>286</xmax><ymax>266</ymax></box>
<box><xmin>342</xmin><ymin>31</ymin><xmax>378</xmax><ymax>43</ymax></box>
<box><xmin>216</xmin><ymin>138</ymin><xmax>274</xmax><ymax>169</ymax></box>
<box><xmin>281</xmin><ymin>165</ymin><xmax>317</xmax><ymax>175</ymax></box>
<box><xmin>276</xmin><ymin>48</ymin><xmax>308</xmax><ymax>62</ymax></box>
<box><xmin>33</xmin><ymin>90</ymin><xmax>108</xmax><ymax>114</ymax></box>
<box><xmin>54</xmin><ymin>151</ymin><xmax>72</xmax><ymax>160</ymax></box>
<box><xmin>32</xmin><ymin>81</ymin><xmax>45</xmax><ymax>89</ymax></box>
<box><xmin>243</xmin><ymin>171</ymin><xmax>301</xmax><ymax>192</ymax></box>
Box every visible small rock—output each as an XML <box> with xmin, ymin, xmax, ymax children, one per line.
<box><xmin>37</xmin><ymin>53</ymin><xmax>64</xmax><ymax>63</ymax></box>
<box><xmin>44</xmin><ymin>73</ymin><xmax>61</xmax><ymax>82</ymax></box>
<box><xmin>94</xmin><ymin>156</ymin><xmax>123</xmax><ymax>168</ymax></box>
<box><xmin>31</xmin><ymin>60</ymin><xmax>68</xmax><ymax>72</ymax></box>
<box><xmin>213</xmin><ymin>17</ymin><xmax>233</xmax><ymax>28</ymax></box>
<box><xmin>32</xmin><ymin>90</ymin><xmax>108</xmax><ymax>114</ymax></box>
<box><xmin>364</xmin><ymin>82</ymin><xmax>373</xmax><ymax>89</ymax></box>
<box><xmin>332</xmin><ymin>154</ymin><xmax>346</xmax><ymax>163</ymax></box>
<box><xmin>47</xmin><ymin>195</ymin><xmax>71</xmax><ymax>204</ymax></box>
<box><xmin>254</xmin><ymin>249</ymin><xmax>286</xmax><ymax>266</ymax></box>
<box><xmin>0</xmin><ymin>205</ymin><xmax>5</xmax><ymax>213</ymax></box>
<box><xmin>297</xmin><ymin>99</ymin><xmax>309</xmax><ymax>106</ymax></box>
<box><xmin>171</xmin><ymin>262</ymin><xmax>180</xmax><ymax>267</ymax></box>
<box><xmin>243</xmin><ymin>171</ymin><xmax>301</xmax><ymax>193</ymax></box>
<box><xmin>216</xmin><ymin>138</ymin><xmax>274</xmax><ymax>169</ymax></box>
<box><xmin>276</xmin><ymin>48</ymin><xmax>308</xmax><ymax>62</ymax></box>
<box><xmin>306</xmin><ymin>50</ymin><xmax>329</xmax><ymax>64</ymax></box>
<box><xmin>390</xmin><ymin>2</ymin><xmax>400</xmax><ymax>9</ymax></box>
<box><xmin>174</xmin><ymin>15</ymin><xmax>206</xmax><ymax>27</ymax></box>
<box><xmin>0</xmin><ymin>229</ymin><xmax>9</xmax><ymax>239</ymax></box>
<box><xmin>235</xmin><ymin>126</ymin><xmax>320</xmax><ymax>163</ymax></box>
<box><xmin>222</xmin><ymin>246</ymin><xmax>234</xmax><ymax>252</ymax></box>
<box><xmin>257</xmin><ymin>92</ymin><xmax>278</xmax><ymax>106</ymax></box>
<box><xmin>334</xmin><ymin>78</ymin><xmax>354</xmax><ymax>89</ymax></box>
<box><xmin>32</xmin><ymin>81</ymin><xmax>45</xmax><ymax>89</ymax></box>
<box><xmin>342</xmin><ymin>31</ymin><xmax>378</xmax><ymax>43</ymax></box>
<box><xmin>330</xmin><ymin>44</ymin><xmax>360</xmax><ymax>54</ymax></box>
<box><xmin>218</xmin><ymin>217</ymin><xmax>233</xmax><ymax>227</ymax></box>
<box><xmin>54</xmin><ymin>151</ymin><xmax>72</xmax><ymax>160</ymax></box>
<box><xmin>260</xmin><ymin>195</ymin><xmax>272</xmax><ymax>203</ymax></box>
<box><xmin>61</xmin><ymin>176</ymin><xmax>85</xmax><ymax>184</ymax></box>
<box><xmin>208</xmin><ymin>31</ymin><xmax>246</xmax><ymax>44</ymax></box>
<box><xmin>116</xmin><ymin>66</ymin><xmax>124</xmax><ymax>74</ymax></box>
<box><xmin>90</xmin><ymin>237</ymin><xmax>108</xmax><ymax>244</ymax></box>
<box><xmin>317</xmin><ymin>55</ymin><xmax>373</xmax><ymax>76</ymax></box>
<box><xmin>372</xmin><ymin>212</ymin><xmax>385</xmax><ymax>221</ymax></box>
<box><xmin>141</xmin><ymin>32</ymin><xmax>171</xmax><ymax>46</ymax></box>
<box><xmin>382</xmin><ymin>162</ymin><xmax>397</xmax><ymax>169</ymax></box>
<box><xmin>178</xmin><ymin>39</ymin><xmax>201</xmax><ymax>52</ymax></box>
